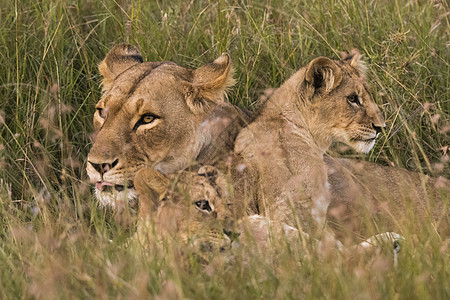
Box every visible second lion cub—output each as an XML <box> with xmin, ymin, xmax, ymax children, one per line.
<box><xmin>233</xmin><ymin>52</ymin><xmax>385</xmax><ymax>237</ymax></box>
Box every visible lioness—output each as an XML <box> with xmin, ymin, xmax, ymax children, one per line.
<box><xmin>232</xmin><ymin>52</ymin><xmax>385</xmax><ymax>237</ymax></box>
<box><xmin>86</xmin><ymin>45</ymin><xmax>448</xmax><ymax>243</ymax></box>
<box><xmin>86</xmin><ymin>44</ymin><xmax>250</xmax><ymax>209</ymax></box>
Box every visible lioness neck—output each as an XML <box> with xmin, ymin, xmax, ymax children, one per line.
<box><xmin>196</xmin><ymin>102</ymin><xmax>252</xmax><ymax>167</ymax></box>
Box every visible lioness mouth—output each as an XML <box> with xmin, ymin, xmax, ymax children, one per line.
<box><xmin>96</xmin><ymin>181</ymin><xmax>134</xmax><ymax>192</ymax></box>
<box><xmin>113</xmin><ymin>183</ymin><xmax>134</xmax><ymax>192</ymax></box>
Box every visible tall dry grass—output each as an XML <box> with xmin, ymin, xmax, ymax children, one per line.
<box><xmin>0</xmin><ymin>0</ymin><xmax>448</xmax><ymax>298</ymax></box>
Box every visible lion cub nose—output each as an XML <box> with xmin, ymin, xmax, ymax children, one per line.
<box><xmin>88</xmin><ymin>158</ymin><xmax>119</xmax><ymax>175</ymax></box>
<box><xmin>372</xmin><ymin>123</ymin><xmax>383</xmax><ymax>135</ymax></box>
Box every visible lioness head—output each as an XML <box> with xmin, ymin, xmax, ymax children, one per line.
<box><xmin>291</xmin><ymin>51</ymin><xmax>385</xmax><ymax>153</ymax></box>
<box><xmin>86</xmin><ymin>44</ymin><xmax>235</xmax><ymax>208</ymax></box>
<box><xmin>134</xmin><ymin>166</ymin><xmax>234</xmax><ymax>252</ymax></box>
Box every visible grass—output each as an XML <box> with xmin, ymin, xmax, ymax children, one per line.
<box><xmin>0</xmin><ymin>0</ymin><xmax>449</xmax><ymax>298</ymax></box>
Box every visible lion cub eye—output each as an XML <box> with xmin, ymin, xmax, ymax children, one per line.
<box><xmin>347</xmin><ymin>94</ymin><xmax>361</xmax><ymax>106</ymax></box>
<box><xmin>96</xmin><ymin>108</ymin><xmax>106</xmax><ymax>119</ymax></box>
<box><xmin>194</xmin><ymin>199</ymin><xmax>212</xmax><ymax>212</ymax></box>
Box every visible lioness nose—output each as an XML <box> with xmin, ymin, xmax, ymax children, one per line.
<box><xmin>372</xmin><ymin>123</ymin><xmax>383</xmax><ymax>135</ymax></box>
<box><xmin>88</xmin><ymin>159</ymin><xmax>119</xmax><ymax>175</ymax></box>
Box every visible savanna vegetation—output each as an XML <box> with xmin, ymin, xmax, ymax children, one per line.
<box><xmin>0</xmin><ymin>0</ymin><xmax>448</xmax><ymax>298</ymax></box>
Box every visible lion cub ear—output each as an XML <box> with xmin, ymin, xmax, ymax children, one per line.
<box><xmin>98</xmin><ymin>44</ymin><xmax>143</xmax><ymax>92</ymax></box>
<box><xmin>347</xmin><ymin>49</ymin><xmax>367</xmax><ymax>79</ymax></box>
<box><xmin>134</xmin><ymin>168</ymin><xmax>169</xmax><ymax>217</ymax></box>
<box><xmin>187</xmin><ymin>53</ymin><xmax>235</xmax><ymax>113</ymax></box>
<box><xmin>302</xmin><ymin>57</ymin><xmax>342</xmax><ymax>100</ymax></box>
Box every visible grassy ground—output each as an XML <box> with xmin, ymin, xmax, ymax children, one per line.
<box><xmin>0</xmin><ymin>0</ymin><xmax>449</xmax><ymax>298</ymax></box>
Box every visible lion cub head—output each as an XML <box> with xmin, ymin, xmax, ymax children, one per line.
<box><xmin>86</xmin><ymin>44</ymin><xmax>235</xmax><ymax>208</ymax></box>
<box><xmin>134</xmin><ymin>166</ymin><xmax>235</xmax><ymax>252</ymax></box>
<box><xmin>275</xmin><ymin>50</ymin><xmax>385</xmax><ymax>153</ymax></box>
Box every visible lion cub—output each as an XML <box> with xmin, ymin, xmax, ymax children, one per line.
<box><xmin>134</xmin><ymin>166</ymin><xmax>308</xmax><ymax>252</ymax></box>
<box><xmin>233</xmin><ymin>52</ymin><xmax>385</xmax><ymax>238</ymax></box>
<box><xmin>233</xmin><ymin>52</ymin><xmax>449</xmax><ymax>244</ymax></box>
<box><xmin>134</xmin><ymin>166</ymin><xmax>406</xmax><ymax>256</ymax></box>
<box><xmin>134</xmin><ymin>166</ymin><xmax>234</xmax><ymax>252</ymax></box>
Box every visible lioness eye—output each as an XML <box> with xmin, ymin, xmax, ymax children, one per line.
<box><xmin>142</xmin><ymin>114</ymin><xmax>155</xmax><ymax>124</ymax></box>
<box><xmin>134</xmin><ymin>113</ymin><xmax>159</xmax><ymax>130</ymax></box>
<box><xmin>347</xmin><ymin>94</ymin><xmax>361</xmax><ymax>105</ymax></box>
<box><xmin>194</xmin><ymin>199</ymin><xmax>212</xmax><ymax>212</ymax></box>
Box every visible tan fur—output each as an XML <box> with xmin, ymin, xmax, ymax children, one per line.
<box><xmin>232</xmin><ymin>54</ymin><xmax>386</xmax><ymax>237</ymax></box>
<box><xmin>86</xmin><ymin>44</ymin><xmax>250</xmax><ymax>209</ymax></box>
<box><xmin>98</xmin><ymin>44</ymin><xmax>144</xmax><ymax>92</ymax></box>
<box><xmin>232</xmin><ymin>52</ymin><xmax>448</xmax><ymax>244</ymax></box>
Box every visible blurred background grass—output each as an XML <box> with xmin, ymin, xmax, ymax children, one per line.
<box><xmin>0</xmin><ymin>0</ymin><xmax>448</xmax><ymax>298</ymax></box>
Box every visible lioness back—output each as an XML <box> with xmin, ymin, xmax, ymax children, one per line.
<box><xmin>326</xmin><ymin>156</ymin><xmax>450</xmax><ymax>243</ymax></box>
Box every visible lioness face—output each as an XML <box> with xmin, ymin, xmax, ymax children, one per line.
<box><xmin>86</xmin><ymin>44</ymin><xmax>234</xmax><ymax>208</ymax></box>
<box><xmin>135</xmin><ymin>167</ymin><xmax>234</xmax><ymax>252</ymax></box>
<box><xmin>300</xmin><ymin>53</ymin><xmax>385</xmax><ymax>153</ymax></box>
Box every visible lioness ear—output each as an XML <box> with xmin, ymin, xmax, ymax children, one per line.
<box><xmin>187</xmin><ymin>53</ymin><xmax>235</xmax><ymax>113</ymax></box>
<box><xmin>302</xmin><ymin>57</ymin><xmax>342</xmax><ymax>99</ymax></box>
<box><xmin>98</xmin><ymin>44</ymin><xmax>143</xmax><ymax>92</ymax></box>
<box><xmin>134</xmin><ymin>168</ymin><xmax>169</xmax><ymax>216</ymax></box>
